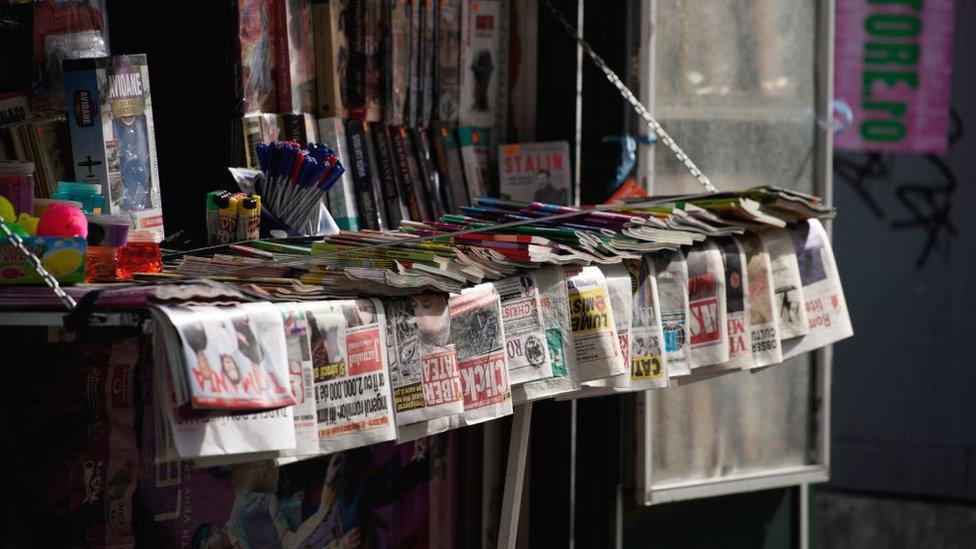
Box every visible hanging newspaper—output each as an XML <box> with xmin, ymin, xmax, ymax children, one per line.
<box><xmin>304</xmin><ymin>299</ymin><xmax>397</xmax><ymax>454</ymax></box>
<box><xmin>151</xmin><ymin>313</ymin><xmax>297</xmax><ymax>460</ymax></box>
<box><xmin>449</xmin><ymin>283</ymin><xmax>513</xmax><ymax>425</ymax></box>
<box><xmin>583</xmin><ymin>264</ymin><xmax>633</xmax><ymax>389</ymax></box>
<box><xmin>513</xmin><ymin>266</ymin><xmax>582</xmax><ymax>402</ymax></box>
<box><xmin>737</xmin><ymin>233</ymin><xmax>783</xmax><ymax>367</ymax></box>
<box><xmin>781</xmin><ymin>219</ymin><xmax>854</xmax><ymax>358</ymax></box>
<box><xmin>624</xmin><ymin>256</ymin><xmax>668</xmax><ymax>389</ymax></box>
<box><xmin>275</xmin><ymin>304</ymin><xmax>321</xmax><ymax>460</ymax></box>
<box><xmin>159</xmin><ymin>303</ymin><xmax>296</xmax><ymax>410</ymax></box>
<box><xmin>564</xmin><ymin>266</ymin><xmax>626</xmax><ymax>382</ymax></box>
<box><xmin>760</xmin><ymin>228</ymin><xmax>810</xmax><ymax>339</ymax></box>
<box><xmin>653</xmin><ymin>250</ymin><xmax>692</xmax><ymax>376</ymax></box>
<box><xmin>686</xmin><ymin>241</ymin><xmax>730</xmax><ymax>368</ymax></box>
<box><xmin>385</xmin><ymin>294</ymin><xmax>465</xmax><ymax>425</ymax></box>
<box><xmin>717</xmin><ymin>237</ymin><xmax>753</xmax><ymax>370</ymax></box>
<box><xmin>493</xmin><ymin>274</ymin><xmax>554</xmax><ymax>385</ymax></box>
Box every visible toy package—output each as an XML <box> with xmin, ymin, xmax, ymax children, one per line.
<box><xmin>63</xmin><ymin>55</ymin><xmax>164</xmax><ymax>239</ymax></box>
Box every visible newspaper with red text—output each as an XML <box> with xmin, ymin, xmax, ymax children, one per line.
<box><xmin>716</xmin><ymin>237</ymin><xmax>753</xmax><ymax>370</ymax></box>
<box><xmin>303</xmin><ymin>299</ymin><xmax>397</xmax><ymax>454</ymax></box>
<box><xmin>449</xmin><ymin>283</ymin><xmax>513</xmax><ymax>426</ymax></box>
<box><xmin>385</xmin><ymin>294</ymin><xmax>465</xmax><ymax>425</ymax></box>
<box><xmin>686</xmin><ymin>241</ymin><xmax>730</xmax><ymax>368</ymax></box>
<box><xmin>781</xmin><ymin>219</ymin><xmax>854</xmax><ymax>358</ymax></box>
<box><xmin>159</xmin><ymin>303</ymin><xmax>297</xmax><ymax>410</ymax></box>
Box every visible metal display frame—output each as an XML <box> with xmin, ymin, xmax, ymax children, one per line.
<box><xmin>633</xmin><ymin>0</ymin><xmax>836</xmax><ymax>509</ymax></box>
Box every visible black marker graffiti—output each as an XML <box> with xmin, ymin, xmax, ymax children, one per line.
<box><xmin>834</xmin><ymin>109</ymin><xmax>962</xmax><ymax>268</ymax></box>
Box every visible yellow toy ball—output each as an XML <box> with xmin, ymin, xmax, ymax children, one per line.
<box><xmin>15</xmin><ymin>213</ymin><xmax>39</xmax><ymax>236</ymax></box>
<box><xmin>0</xmin><ymin>195</ymin><xmax>15</xmax><ymax>223</ymax></box>
<box><xmin>41</xmin><ymin>247</ymin><xmax>83</xmax><ymax>276</ymax></box>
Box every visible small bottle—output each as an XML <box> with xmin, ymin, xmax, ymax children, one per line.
<box><xmin>52</xmin><ymin>181</ymin><xmax>107</xmax><ymax>214</ymax></box>
<box><xmin>85</xmin><ymin>246</ymin><xmax>121</xmax><ymax>282</ymax></box>
<box><xmin>117</xmin><ymin>230</ymin><xmax>162</xmax><ymax>279</ymax></box>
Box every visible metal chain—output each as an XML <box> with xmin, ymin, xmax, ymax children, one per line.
<box><xmin>542</xmin><ymin>0</ymin><xmax>718</xmax><ymax>193</ymax></box>
<box><xmin>0</xmin><ymin>222</ymin><xmax>77</xmax><ymax>310</ymax></box>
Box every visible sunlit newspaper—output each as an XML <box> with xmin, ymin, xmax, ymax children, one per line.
<box><xmin>563</xmin><ymin>265</ymin><xmax>626</xmax><ymax>382</ymax></box>
<box><xmin>781</xmin><ymin>219</ymin><xmax>854</xmax><ymax>358</ymax></box>
<box><xmin>384</xmin><ymin>294</ymin><xmax>465</xmax><ymax>425</ymax></box>
<box><xmin>493</xmin><ymin>274</ymin><xmax>554</xmax><ymax>385</ymax></box>
<box><xmin>624</xmin><ymin>256</ymin><xmax>669</xmax><ymax>389</ymax></box>
<box><xmin>275</xmin><ymin>304</ymin><xmax>321</xmax><ymax>459</ymax></box>
<box><xmin>151</xmin><ymin>312</ymin><xmax>296</xmax><ymax>460</ymax></box>
<box><xmin>716</xmin><ymin>237</ymin><xmax>753</xmax><ymax>370</ymax></box>
<box><xmin>686</xmin><ymin>241</ymin><xmax>729</xmax><ymax>368</ymax></box>
<box><xmin>583</xmin><ymin>264</ymin><xmax>633</xmax><ymax>389</ymax></box>
<box><xmin>760</xmin><ymin>228</ymin><xmax>810</xmax><ymax>339</ymax></box>
<box><xmin>513</xmin><ymin>266</ymin><xmax>582</xmax><ymax>403</ymax></box>
<box><xmin>159</xmin><ymin>303</ymin><xmax>296</xmax><ymax>410</ymax></box>
<box><xmin>303</xmin><ymin>299</ymin><xmax>397</xmax><ymax>454</ymax></box>
<box><xmin>737</xmin><ymin>233</ymin><xmax>784</xmax><ymax>367</ymax></box>
<box><xmin>653</xmin><ymin>250</ymin><xmax>692</xmax><ymax>376</ymax></box>
<box><xmin>449</xmin><ymin>283</ymin><xmax>513</xmax><ymax>426</ymax></box>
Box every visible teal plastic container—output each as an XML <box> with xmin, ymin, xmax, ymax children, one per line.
<box><xmin>52</xmin><ymin>181</ymin><xmax>107</xmax><ymax>214</ymax></box>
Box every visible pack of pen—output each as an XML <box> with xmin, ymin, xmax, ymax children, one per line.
<box><xmin>253</xmin><ymin>140</ymin><xmax>345</xmax><ymax>236</ymax></box>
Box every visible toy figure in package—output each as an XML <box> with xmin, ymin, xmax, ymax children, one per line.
<box><xmin>63</xmin><ymin>55</ymin><xmax>164</xmax><ymax>239</ymax></box>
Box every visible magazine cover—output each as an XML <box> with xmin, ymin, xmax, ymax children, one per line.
<box><xmin>160</xmin><ymin>303</ymin><xmax>296</xmax><ymax>410</ymax></box>
<box><xmin>449</xmin><ymin>283</ymin><xmax>513</xmax><ymax>425</ymax></box>
<box><xmin>498</xmin><ymin>141</ymin><xmax>570</xmax><ymax>204</ymax></box>
<box><xmin>238</xmin><ymin>0</ymin><xmax>278</xmax><ymax>114</ymax></box>
<box><xmin>385</xmin><ymin>294</ymin><xmax>465</xmax><ymax>425</ymax></box>
<box><xmin>304</xmin><ymin>299</ymin><xmax>397</xmax><ymax>454</ymax></box>
<box><xmin>459</xmin><ymin>0</ymin><xmax>501</xmax><ymax>127</ymax></box>
<box><xmin>282</xmin><ymin>0</ymin><xmax>316</xmax><ymax>113</ymax></box>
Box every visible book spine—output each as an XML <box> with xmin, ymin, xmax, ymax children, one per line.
<box><xmin>406</xmin><ymin>0</ymin><xmax>421</xmax><ymax>127</ymax></box>
<box><xmin>242</xmin><ymin>115</ymin><xmax>262</xmax><ymax>168</ymax></box>
<box><xmin>362</xmin><ymin>124</ymin><xmax>390</xmax><ymax>229</ymax></box>
<box><xmin>435</xmin><ymin>0</ymin><xmax>461</xmax><ymax>122</ymax></box>
<box><xmin>410</xmin><ymin>126</ymin><xmax>445</xmax><ymax>218</ymax></box>
<box><xmin>280</xmin><ymin>114</ymin><xmax>310</xmax><ymax>145</ymax></box>
<box><xmin>420</xmin><ymin>0</ymin><xmax>436</xmax><ymax>125</ymax></box>
<box><xmin>273</xmin><ymin>0</ymin><xmax>293</xmax><ymax>113</ymax></box>
<box><xmin>364</xmin><ymin>0</ymin><xmax>384</xmax><ymax>121</ymax></box>
<box><xmin>458</xmin><ymin>126</ymin><xmax>490</xmax><ymax>200</ymax></box>
<box><xmin>431</xmin><ymin>121</ymin><xmax>468</xmax><ymax>209</ymax></box>
<box><xmin>346</xmin><ymin>0</ymin><xmax>368</xmax><ymax>119</ymax></box>
<box><xmin>389</xmin><ymin>125</ymin><xmax>423</xmax><ymax>220</ymax></box>
<box><xmin>345</xmin><ymin>119</ymin><xmax>382</xmax><ymax>230</ymax></box>
<box><xmin>369</xmin><ymin>122</ymin><xmax>406</xmax><ymax>226</ymax></box>
<box><xmin>317</xmin><ymin>117</ymin><xmax>361</xmax><ymax>230</ymax></box>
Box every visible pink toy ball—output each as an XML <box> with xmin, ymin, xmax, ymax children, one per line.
<box><xmin>36</xmin><ymin>203</ymin><xmax>88</xmax><ymax>238</ymax></box>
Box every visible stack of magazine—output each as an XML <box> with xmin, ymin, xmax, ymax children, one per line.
<box><xmin>154</xmin><ymin>186</ymin><xmax>852</xmax><ymax>465</ymax></box>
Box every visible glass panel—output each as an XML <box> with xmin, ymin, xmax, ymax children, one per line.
<box><xmin>652</xmin><ymin>0</ymin><xmax>818</xmax><ymax>195</ymax></box>
<box><xmin>648</xmin><ymin>0</ymin><xmax>821</xmax><ymax>486</ymax></box>
<box><xmin>652</xmin><ymin>359</ymin><xmax>813</xmax><ymax>484</ymax></box>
